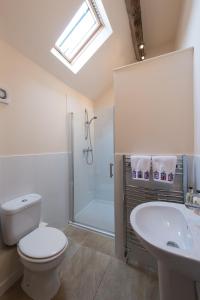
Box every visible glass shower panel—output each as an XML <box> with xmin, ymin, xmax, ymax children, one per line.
<box><xmin>70</xmin><ymin>105</ymin><xmax>114</xmax><ymax>235</ymax></box>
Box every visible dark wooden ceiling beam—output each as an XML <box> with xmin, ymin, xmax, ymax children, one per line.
<box><xmin>125</xmin><ymin>0</ymin><xmax>145</xmax><ymax>61</ymax></box>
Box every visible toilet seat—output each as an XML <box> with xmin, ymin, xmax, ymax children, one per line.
<box><xmin>18</xmin><ymin>227</ymin><xmax>68</xmax><ymax>262</ymax></box>
<box><xmin>18</xmin><ymin>244</ymin><xmax>67</xmax><ymax>264</ymax></box>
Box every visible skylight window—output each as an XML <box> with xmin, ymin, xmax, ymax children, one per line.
<box><xmin>51</xmin><ymin>0</ymin><xmax>112</xmax><ymax>74</ymax></box>
<box><xmin>55</xmin><ymin>1</ymin><xmax>102</xmax><ymax>63</ymax></box>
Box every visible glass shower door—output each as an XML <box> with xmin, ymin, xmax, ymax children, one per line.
<box><xmin>69</xmin><ymin>105</ymin><xmax>114</xmax><ymax>235</ymax></box>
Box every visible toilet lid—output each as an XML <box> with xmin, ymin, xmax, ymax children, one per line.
<box><xmin>18</xmin><ymin>227</ymin><xmax>68</xmax><ymax>259</ymax></box>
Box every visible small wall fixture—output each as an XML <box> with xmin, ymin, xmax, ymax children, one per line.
<box><xmin>0</xmin><ymin>88</ymin><xmax>10</xmax><ymax>104</ymax></box>
<box><xmin>139</xmin><ymin>44</ymin><xmax>144</xmax><ymax>50</ymax></box>
<box><xmin>138</xmin><ymin>43</ymin><xmax>145</xmax><ymax>61</ymax></box>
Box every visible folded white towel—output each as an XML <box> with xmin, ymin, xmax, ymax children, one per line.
<box><xmin>152</xmin><ymin>156</ymin><xmax>177</xmax><ymax>184</ymax></box>
<box><xmin>130</xmin><ymin>155</ymin><xmax>151</xmax><ymax>181</ymax></box>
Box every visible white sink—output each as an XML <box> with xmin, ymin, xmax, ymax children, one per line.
<box><xmin>130</xmin><ymin>201</ymin><xmax>200</xmax><ymax>300</ymax></box>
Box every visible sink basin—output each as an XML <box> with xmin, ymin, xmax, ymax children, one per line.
<box><xmin>130</xmin><ymin>201</ymin><xmax>200</xmax><ymax>300</ymax></box>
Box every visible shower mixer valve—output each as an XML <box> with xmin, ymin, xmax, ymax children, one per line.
<box><xmin>83</xmin><ymin>148</ymin><xmax>93</xmax><ymax>153</ymax></box>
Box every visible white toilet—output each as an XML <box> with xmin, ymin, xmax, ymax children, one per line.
<box><xmin>0</xmin><ymin>194</ymin><xmax>68</xmax><ymax>300</ymax></box>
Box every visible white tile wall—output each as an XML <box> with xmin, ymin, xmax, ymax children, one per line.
<box><xmin>0</xmin><ymin>153</ymin><xmax>69</xmax><ymax>231</ymax></box>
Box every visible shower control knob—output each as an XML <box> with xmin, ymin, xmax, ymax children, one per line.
<box><xmin>83</xmin><ymin>148</ymin><xmax>93</xmax><ymax>153</ymax></box>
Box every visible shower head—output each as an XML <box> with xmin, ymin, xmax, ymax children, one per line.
<box><xmin>88</xmin><ymin>116</ymin><xmax>97</xmax><ymax>125</ymax></box>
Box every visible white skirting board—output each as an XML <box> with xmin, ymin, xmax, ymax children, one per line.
<box><xmin>0</xmin><ymin>268</ymin><xmax>23</xmax><ymax>296</ymax></box>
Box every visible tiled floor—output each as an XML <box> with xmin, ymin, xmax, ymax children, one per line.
<box><xmin>0</xmin><ymin>225</ymin><xmax>159</xmax><ymax>300</ymax></box>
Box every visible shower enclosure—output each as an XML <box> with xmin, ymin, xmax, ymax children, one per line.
<box><xmin>68</xmin><ymin>103</ymin><xmax>114</xmax><ymax>235</ymax></box>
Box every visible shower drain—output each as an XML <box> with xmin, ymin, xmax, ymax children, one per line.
<box><xmin>166</xmin><ymin>241</ymin><xmax>180</xmax><ymax>248</ymax></box>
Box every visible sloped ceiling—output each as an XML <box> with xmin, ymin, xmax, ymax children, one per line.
<box><xmin>0</xmin><ymin>0</ymin><xmax>183</xmax><ymax>100</ymax></box>
<box><xmin>140</xmin><ymin>0</ymin><xmax>183</xmax><ymax>52</ymax></box>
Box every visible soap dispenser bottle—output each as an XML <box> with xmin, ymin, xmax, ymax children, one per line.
<box><xmin>192</xmin><ymin>190</ymin><xmax>200</xmax><ymax>205</ymax></box>
<box><xmin>185</xmin><ymin>186</ymin><xmax>193</xmax><ymax>204</ymax></box>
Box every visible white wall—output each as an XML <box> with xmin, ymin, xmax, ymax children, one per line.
<box><xmin>175</xmin><ymin>0</ymin><xmax>200</xmax><ymax>154</ymax></box>
<box><xmin>114</xmin><ymin>48</ymin><xmax>194</xmax><ymax>154</ymax></box>
<box><xmin>0</xmin><ymin>39</ymin><xmax>95</xmax><ymax>224</ymax></box>
<box><xmin>113</xmin><ymin>48</ymin><xmax>194</xmax><ymax>258</ymax></box>
<box><xmin>0</xmin><ymin>39</ymin><xmax>68</xmax><ymax>155</ymax></box>
<box><xmin>0</xmin><ymin>39</ymin><xmax>94</xmax><ymax>292</ymax></box>
<box><xmin>146</xmin><ymin>41</ymin><xmax>175</xmax><ymax>59</ymax></box>
<box><xmin>94</xmin><ymin>88</ymin><xmax>114</xmax><ymax>202</ymax></box>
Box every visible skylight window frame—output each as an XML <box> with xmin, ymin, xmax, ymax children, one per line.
<box><xmin>54</xmin><ymin>0</ymin><xmax>104</xmax><ymax>64</ymax></box>
<box><xmin>51</xmin><ymin>0</ymin><xmax>113</xmax><ymax>74</ymax></box>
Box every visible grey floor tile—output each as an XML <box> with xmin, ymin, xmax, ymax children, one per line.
<box><xmin>64</xmin><ymin>225</ymin><xmax>90</xmax><ymax>245</ymax></box>
<box><xmin>94</xmin><ymin>257</ymin><xmax>159</xmax><ymax>300</ymax></box>
<box><xmin>64</xmin><ymin>225</ymin><xmax>115</xmax><ymax>257</ymax></box>
<box><xmin>59</xmin><ymin>238</ymin><xmax>81</xmax><ymax>278</ymax></box>
<box><xmin>0</xmin><ymin>227</ymin><xmax>159</xmax><ymax>300</ymax></box>
<box><xmin>83</xmin><ymin>231</ymin><xmax>115</xmax><ymax>257</ymax></box>
<box><xmin>55</xmin><ymin>245</ymin><xmax>111</xmax><ymax>300</ymax></box>
<box><xmin>0</xmin><ymin>281</ymin><xmax>30</xmax><ymax>300</ymax></box>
